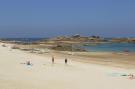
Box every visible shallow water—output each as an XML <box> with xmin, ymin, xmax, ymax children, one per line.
<box><xmin>83</xmin><ymin>43</ymin><xmax>135</xmax><ymax>52</ymax></box>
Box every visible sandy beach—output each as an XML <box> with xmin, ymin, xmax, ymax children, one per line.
<box><xmin>0</xmin><ymin>43</ymin><xmax>135</xmax><ymax>89</ymax></box>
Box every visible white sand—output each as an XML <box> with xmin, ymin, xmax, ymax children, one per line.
<box><xmin>0</xmin><ymin>43</ymin><xmax>135</xmax><ymax>89</ymax></box>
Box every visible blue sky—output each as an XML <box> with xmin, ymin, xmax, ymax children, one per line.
<box><xmin>0</xmin><ymin>0</ymin><xmax>135</xmax><ymax>38</ymax></box>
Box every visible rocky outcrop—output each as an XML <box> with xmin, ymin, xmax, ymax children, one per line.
<box><xmin>50</xmin><ymin>34</ymin><xmax>104</xmax><ymax>43</ymax></box>
<box><xmin>51</xmin><ymin>43</ymin><xmax>86</xmax><ymax>52</ymax></box>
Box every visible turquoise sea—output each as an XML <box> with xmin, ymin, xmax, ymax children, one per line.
<box><xmin>83</xmin><ymin>43</ymin><xmax>135</xmax><ymax>52</ymax></box>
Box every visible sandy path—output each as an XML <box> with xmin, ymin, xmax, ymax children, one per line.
<box><xmin>0</xmin><ymin>43</ymin><xmax>135</xmax><ymax>89</ymax></box>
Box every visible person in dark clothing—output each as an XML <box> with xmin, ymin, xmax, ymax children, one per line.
<box><xmin>65</xmin><ymin>58</ymin><xmax>68</xmax><ymax>64</ymax></box>
<box><xmin>52</xmin><ymin>56</ymin><xmax>54</xmax><ymax>64</ymax></box>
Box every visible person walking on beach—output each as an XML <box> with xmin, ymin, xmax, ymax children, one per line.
<box><xmin>65</xmin><ymin>58</ymin><xmax>68</xmax><ymax>64</ymax></box>
<box><xmin>52</xmin><ymin>56</ymin><xmax>54</xmax><ymax>64</ymax></box>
